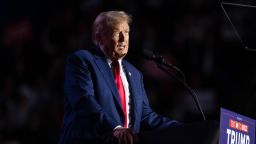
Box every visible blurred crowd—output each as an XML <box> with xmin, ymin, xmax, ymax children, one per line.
<box><xmin>1</xmin><ymin>0</ymin><xmax>256</xmax><ymax>143</ymax></box>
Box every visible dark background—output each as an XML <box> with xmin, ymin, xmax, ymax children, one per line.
<box><xmin>1</xmin><ymin>0</ymin><xmax>256</xmax><ymax>143</ymax></box>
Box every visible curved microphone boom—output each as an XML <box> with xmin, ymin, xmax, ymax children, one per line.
<box><xmin>143</xmin><ymin>49</ymin><xmax>186</xmax><ymax>82</ymax></box>
<box><xmin>143</xmin><ymin>49</ymin><xmax>206</xmax><ymax>121</ymax></box>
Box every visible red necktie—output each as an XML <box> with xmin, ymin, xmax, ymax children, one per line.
<box><xmin>112</xmin><ymin>60</ymin><xmax>127</xmax><ymax>128</ymax></box>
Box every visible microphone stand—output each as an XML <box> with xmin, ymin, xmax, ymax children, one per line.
<box><xmin>153</xmin><ymin>55</ymin><xmax>206</xmax><ymax>121</ymax></box>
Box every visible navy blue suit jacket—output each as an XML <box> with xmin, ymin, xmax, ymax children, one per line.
<box><xmin>59</xmin><ymin>48</ymin><xmax>179</xmax><ymax>144</ymax></box>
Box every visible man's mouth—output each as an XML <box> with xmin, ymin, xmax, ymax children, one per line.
<box><xmin>117</xmin><ymin>44</ymin><xmax>126</xmax><ymax>49</ymax></box>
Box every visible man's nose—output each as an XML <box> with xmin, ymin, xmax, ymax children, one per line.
<box><xmin>118</xmin><ymin>32</ymin><xmax>125</xmax><ymax>42</ymax></box>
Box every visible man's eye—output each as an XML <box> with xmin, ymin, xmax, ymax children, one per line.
<box><xmin>113</xmin><ymin>32</ymin><xmax>119</xmax><ymax>37</ymax></box>
<box><xmin>113</xmin><ymin>31</ymin><xmax>129</xmax><ymax>37</ymax></box>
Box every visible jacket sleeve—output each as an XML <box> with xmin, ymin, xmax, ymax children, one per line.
<box><xmin>63</xmin><ymin>52</ymin><xmax>118</xmax><ymax>141</ymax></box>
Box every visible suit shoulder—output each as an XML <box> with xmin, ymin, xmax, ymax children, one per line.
<box><xmin>69</xmin><ymin>49</ymin><xmax>93</xmax><ymax>59</ymax></box>
<box><xmin>66</xmin><ymin>49</ymin><xmax>96</xmax><ymax>62</ymax></box>
<box><xmin>65</xmin><ymin>50</ymin><xmax>96</xmax><ymax>67</ymax></box>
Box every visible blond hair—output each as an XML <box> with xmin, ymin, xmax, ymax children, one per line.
<box><xmin>92</xmin><ymin>11</ymin><xmax>132</xmax><ymax>45</ymax></box>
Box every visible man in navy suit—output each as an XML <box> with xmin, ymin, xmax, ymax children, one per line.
<box><xmin>59</xmin><ymin>11</ymin><xmax>180</xmax><ymax>144</ymax></box>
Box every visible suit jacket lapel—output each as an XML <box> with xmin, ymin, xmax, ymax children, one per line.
<box><xmin>93</xmin><ymin>53</ymin><xmax>124</xmax><ymax>113</ymax></box>
<box><xmin>122</xmin><ymin>61</ymin><xmax>138</xmax><ymax>126</ymax></box>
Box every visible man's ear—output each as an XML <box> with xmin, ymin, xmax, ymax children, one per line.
<box><xmin>95</xmin><ymin>32</ymin><xmax>102</xmax><ymax>45</ymax></box>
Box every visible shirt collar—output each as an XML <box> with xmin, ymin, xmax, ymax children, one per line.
<box><xmin>107</xmin><ymin>58</ymin><xmax>122</xmax><ymax>66</ymax></box>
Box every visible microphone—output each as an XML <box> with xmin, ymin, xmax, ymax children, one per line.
<box><xmin>143</xmin><ymin>49</ymin><xmax>165</xmax><ymax>64</ymax></box>
<box><xmin>143</xmin><ymin>49</ymin><xmax>185</xmax><ymax>82</ymax></box>
<box><xmin>142</xmin><ymin>49</ymin><xmax>206</xmax><ymax>121</ymax></box>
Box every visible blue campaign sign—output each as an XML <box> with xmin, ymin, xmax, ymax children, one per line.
<box><xmin>219</xmin><ymin>108</ymin><xmax>255</xmax><ymax>144</ymax></box>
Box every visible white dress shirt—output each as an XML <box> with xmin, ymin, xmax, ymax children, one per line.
<box><xmin>107</xmin><ymin>59</ymin><xmax>131</xmax><ymax>128</ymax></box>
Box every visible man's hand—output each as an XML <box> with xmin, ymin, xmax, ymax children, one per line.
<box><xmin>106</xmin><ymin>127</ymin><xmax>137</xmax><ymax>144</ymax></box>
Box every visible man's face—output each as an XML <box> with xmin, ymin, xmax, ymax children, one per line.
<box><xmin>100</xmin><ymin>21</ymin><xmax>130</xmax><ymax>60</ymax></box>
